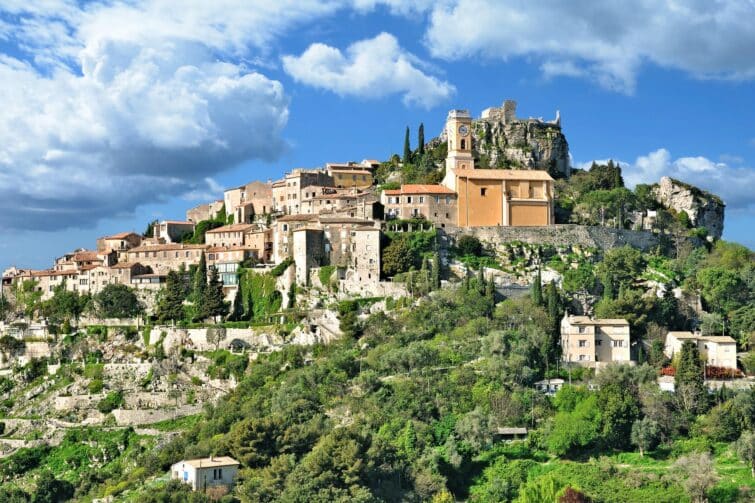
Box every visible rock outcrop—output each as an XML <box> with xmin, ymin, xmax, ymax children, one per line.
<box><xmin>653</xmin><ymin>176</ymin><xmax>725</xmax><ymax>239</ymax></box>
<box><xmin>435</xmin><ymin>100</ymin><xmax>570</xmax><ymax>177</ymax></box>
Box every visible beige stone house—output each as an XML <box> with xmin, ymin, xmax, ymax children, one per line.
<box><xmin>272</xmin><ymin>214</ymin><xmax>318</xmax><ymax>263</ymax></box>
<box><xmin>381</xmin><ymin>184</ymin><xmax>457</xmax><ymax>228</ymax></box>
<box><xmin>664</xmin><ymin>331</ymin><xmax>738</xmax><ymax>369</ymax></box>
<box><xmin>186</xmin><ymin>200</ymin><xmax>225</xmax><ymax>223</ymax></box>
<box><xmin>171</xmin><ymin>456</ymin><xmax>239</xmax><ymax>492</ymax></box>
<box><xmin>328</xmin><ymin>168</ymin><xmax>373</xmax><ymax>189</ymax></box>
<box><xmin>154</xmin><ymin>221</ymin><xmax>195</xmax><ymax>244</ymax></box>
<box><xmin>245</xmin><ymin>228</ymin><xmax>273</xmax><ymax>262</ymax></box>
<box><xmin>224</xmin><ymin>181</ymin><xmax>272</xmax><ymax>224</ymax></box>
<box><xmin>126</xmin><ymin>243</ymin><xmax>208</xmax><ymax>275</ymax></box>
<box><xmin>292</xmin><ymin>218</ymin><xmax>381</xmax><ymax>286</ymax></box>
<box><xmin>205</xmin><ymin>224</ymin><xmax>256</xmax><ymax>248</ymax></box>
<box><xmin>561</xmin><ymin>315</ymin><xmax>632</xmax><ymax>368</ymax></box>
<box><xmin>96</xmin><ymin>232</ymin><xmax>143</xmax><ymax>256</ymax></box>
<box><xmin>272</xmin><ymin>169</ymin><xmax>334</xmax><ymax>214</ymax></box>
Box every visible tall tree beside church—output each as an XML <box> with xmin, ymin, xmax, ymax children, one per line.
<box><xmin>418</xmin><ymin>123</ymin><xmax>425</xmax><ymax>156</ymax></box>
<box><xmin>203</xmin><ymin>266</ymin><xmax>228</xmax><ymax>321</ymax></box>
<box><xmin>403</xmin><ymin>126</ymin><xmax>411</xmax><ymax>164</ymax></box>
<box><xmin>193</xmin><ymin>252</ymin><xmax>207</xmax><ymax>302</ymax></box>
<box><xmin>532</xmin><ymin>269</ymin><xmax>543</xmax><ymax>306</ymax></box>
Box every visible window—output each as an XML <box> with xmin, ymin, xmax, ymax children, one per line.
<box><xmin>579</xmin><ymin>354</ymin><xmax>588</xmax><ymax>361</ymax></box>
<box><xmin>435</xmin><ymin>196</ymin><xmax>440</xmax><ymax>203</ymax></box>
<box><xmin>213</xmin><ymin>468</ymin><xmax>223</xmax><ymax>480</ymax></box>
<box><xmin>578</xmin><ymin>326</ymin><xmax>585</xmax><ymax>334</ymax></box>
<box><xmin>578</xmin><ymin>340</ymin><xmax>587</xmax><ymax>347</ymax></box>
<box><xmin>612</xmin><ymin>340</ymin><xmax>623</xmax><ymax>348</ymax></box>
<box><xmin>461</xmin><ymin>139</ymin><xmax>466</xmax><ymax>149</ymax></box>
<box><xmin>596</xmin><ymin>339</ymin><xmax>602</xmax><ymax>346</ymax></box>
<box><xmin>418</xmin><ymin>196</ymin><xmax>424</xmax><ymax>203</ymax></box>
<box><xmin>480</xmin><ymin>188</ymin><xmax>487</xmax><ymax>196</ymax></box>
<box><xmin>446</xmin><ymin>196</ymin><xmax>451</xmax><ymax>204</ymax></box>
<box><xmin>407</xmin><ymin>196</ymin><xmax>412</xmax><ymax>203</ymax></box>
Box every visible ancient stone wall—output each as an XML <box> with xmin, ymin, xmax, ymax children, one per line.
<box><xmin>443</xmin><ymin>225</ymin><xmax>660</xmax><ymax>251</ymax></box>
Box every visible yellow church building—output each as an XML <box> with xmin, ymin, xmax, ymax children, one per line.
<box><xmin>441</xmin><ymin>109</ymin><xmax>555</xmax><ymax>227</ymax></box>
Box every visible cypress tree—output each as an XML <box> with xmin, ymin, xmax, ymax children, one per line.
<box><xmin>431</xmin><ymin>252</ymin><xmax>440</xmax><ymax>290</ymax></box>
<box><xmin>403</xmin><ymin>126</ymin><xmax>411</xmax><ymax>164</ymax></box>
<box><xmin>203</xmin><ymin>266</ymin><xmax>228</xmax><ymax>321</ymax></box>
<box><xmin>603</xmin><ymin>273</ymin><xmax>615</xmax><ymax>300</ymax></box>
<box><xmin>418</xmin><ymin>123</ymin><xmax>425</xmax><ymax>156</ymax></box>
<box><xmin>193</xmin><ymin>252</ymin><xmax>207</xmax><ymax>302</ymax></box>
<box><xmin>675</xmin><ymin>340</ymin><xmax>707</xmax><ymax>415</ymax></box>
<box><xmin>545</xmin><ymin>280</ymin><xmax>561</xmax><ymax>336</ymax></box>
<box><xmin>532</xmin><ymin>268</ymin><xmax>543</xmax><ymax>306</ymax></box>
<box><xmin>230</xmin><ymin>282</ymin><xmax>244</xmax><ymax>321</ymax></box>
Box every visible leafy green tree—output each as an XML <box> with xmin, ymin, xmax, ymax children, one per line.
<box><xmin>595</xmin><ymin>246</ymin><xmax>646</xmax><ymax>291</ymax></box>
<box><xmin>382</xmin><ymin>236</ymin><xmax>418</xmax><ymax>277</ymax></box>
<box><xmin>95</xmin><ymin>284</ymin><xmax>141</xmax><ymax>319</ymax></box>
<box><xmin>736</xmin><ymin>430</ymin><xmax>755</xmax><ymax>478</ymax></box>
<box><xmin>675</xmin><ymin>340</ymin><xmax>707</xmax><ymax>416</ymax></box>
<box><xmin>546</xmin><ymin>394</ymin><xmax>601</xmax><ymax>455</ymax></box>
<box><xmin>456</xmin><ymin>235</ymin><xmax>483</xmax><ymax>256</ymax></box>
<box><xmin>97</xmin><ymin>390</ymin><xmax>124</xmax><ymax>413</ymax></box>
<box><xmin>201</xmin><ymin>266</ymin><xmax>228</xmax><ymax>321</ymax></box>
<box><xmin>671</xmin><ymin>452</ymin><xmax>718</xmax><ymax>503</ymax></box>
<box><xmin>32</xmin><ymin>471</ymin><xmax>74</xmax><ymax>503</ymax></box>
<box><xmin>696</xmin><ymin>266</ymin><xmax>746</xmax><ymax>314</ymax></box>
<box><xmin>516</xmin><ymin>474</ymin><xmax>560</xmax><ymax>503</ymax></box>
<box><xmin>0</xmin><ymin>290</ymin><xmax>13</xmax><ymax>322</ymax></box>
<box><xmin>15</xmin><ymin>280</ymin><xmax>42</xmax><ymax>319</ymax></box>
<box><xmin>227</xmin><ymin>416</ymin><xmax>282</xmax><ymax>467</ymax></box>
<box><xmin>598</xmin><ymin>380</ymin><xmax>640</xmax><ymax>449</ymax></box>
<box><xmin>229</xmin><ymin>283</ymin><xmax>244</xmax><ymax>321</ymax></box>
<box><xmin>403</xmin><ymin>126</ymin><xmax>411</xmax><ymax>164</ymax></box>
<box><xmin>630</xmin><ymin>417</ymin><xmax>660</xmax><ymax>456</ymax></box>
<box><xmin>143</xmin><ymin>219</ymin><xmax>157</xmax><ymax>238</ymax></box>
<box><xmin>156</xmin><ymin>270</ymin><xmax>186</xmax><ymax>323</ymax></box>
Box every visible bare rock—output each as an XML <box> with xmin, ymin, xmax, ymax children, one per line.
<box><xmin>653</xmin><ymin>176</ymin><xmax>725</xmax><ymax>239</ymax></box>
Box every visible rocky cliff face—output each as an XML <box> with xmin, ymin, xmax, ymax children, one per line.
<box><xmin>653</xmin><ymin>176</ymin><xmax>725</xmax><ymax>239</ymax></box>
<box><xmin>471</xmin><ymin>117</ymin><xmax>570</xmax><ymax>176</ymax></box>
<box><xmin>435</xmin><ymin>100</ymin><xmax>571</xmax><ymax>177</ymax></box>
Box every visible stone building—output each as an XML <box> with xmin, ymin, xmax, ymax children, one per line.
<box><xmin>664</xmin><ymin>331</ymin><xmax>738</xmax><ymax>369</ymax></box>
<box><xmin>186</xmin><ymin>200</ymin><xmax>225</xmax><ymax>224</ymax></box>
<box><xmin>381</xmin><ymin>184</ymin><xmax>457</xmax><ymax>228</ymax></box>
<box><xmin>272</xmin><ymin>169</ymin><xmax>334</xmax><ymax>214</ymax></box>
<box><xmin>96</xmin><ymin>232</ymin><xmax>143</xmax><ymax>257</ymax></box>
<box><xmin>204</xmin><ymin>224</ymin><xmax>256</xmax><ymax>248</ymax></box>
<box><xmin>245</xmin><ymin>228</ymin><xmax>273</xmax><ymax>262</ymax></box>
<box><xmin>224</xmin><ymin>181</ymin><xmax>272</xmax><ymax>224</ymax></box>
<box><xmin>171</xmin><ymin>457</ymin><xmax>240</xmax><ymax>492</ymax></box>
<box><xmin>154</xmin><ymin>221</ymin><xmax>195</xmax><ymax>244</ymax></box>
<box><xmin>126</xmin><ymin>243</ymin><xmax>208</xmax><ymax>275</ymax></box>
<box><xmin>272</xmin><ymin>214</ymin><xmax>318</xmax><ymax>263</ymax></box>
<box><xmin>292</xmin><ymin>218</ymin><xmax>380</xmax><ymax>286</ymax></box>
<box><xmin>441</xmin><ymin>108</ymin><xmax>554</xmax><ymax>227</ymax></box>
<box><xmin>560</xmin><ymin>315</ymin><xmax>632</xmax><ymax>368</ymax></box>
<box><xmin>328</xmin><ymin>167</ymin><xmax>373</xmax><ymax>189</ymax></box>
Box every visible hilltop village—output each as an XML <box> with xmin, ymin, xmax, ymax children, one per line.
<box><xmin>1</xmin><ymin>100</ymin><xmax>754</xmax><ymax>502</ymax></box>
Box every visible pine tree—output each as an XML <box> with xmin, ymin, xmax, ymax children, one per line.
<box><xmin>603</xmin><ymin>273</ymin><xmax>615</xmax><ymax>300</ymax></box>
<box><xmin>193</xmin><ymin>252</ymin><xmax>207</xmax><ymax>302</ymax></box>
<box><xmin>157</xmin><ymin>270</ymin><xmax>186</xmax><ymax>323</ymax></box>
<box><xmin>532</xmin><ymin>268</ymin><xmax>543</xmax><ymax>305</ymax></box>
<box><xmin>418</xmin><ymin>123</ymin><xmax>425</xmax><ymax>156</ymax></box>
<box><xmin>203</xmin><ymin>266</ymin><xmax>228</xmax><ymax>321</ymax></box>
<box><xmin>431</xmin><ymin>252</ymin><xmax>441</xmax><ymax>290</ymax></box>
<box><xmin>403</xmin><ymin>126</ymin><xmax>411</xmax><ymax>165</ymax></box>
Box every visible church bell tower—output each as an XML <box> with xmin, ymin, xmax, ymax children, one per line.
<box><xmin>443</xmin><ymin>109</ymin><xmax>474</xmax><ymax>191</ymax></box>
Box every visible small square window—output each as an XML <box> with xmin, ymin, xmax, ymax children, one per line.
<box><xmin>480</xmin><ymin>188</ymin><xmax>487</xmax><ymax>196</ymax></box>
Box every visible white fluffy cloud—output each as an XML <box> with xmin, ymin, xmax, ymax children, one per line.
<box><xmin>282</xmin><ymin>32</ymin><xmax>455</xmax><ymax>108</ymax></box>
<box><xmin>418</xmin><ymin>0</ymin><xmax>755</xmax><ymax>93</ymax></box>
<box><xmin>0</xmin><ymin>1</ymin><xmax>351</xmax><ymax>231</ymax></box>
<box><xmin>583</xmin><ymin>149</ymin><xmax>755</xmax><ymax>212</ymax></box>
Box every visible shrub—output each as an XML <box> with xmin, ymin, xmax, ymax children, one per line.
<box><xmin>97</xmin><ymin>390</ymin><xmax>124</xmax><ymax>414</ymax></box>
<box><xmin>456</xmin><ymin>235</ymin><xmax>483</xmax><ymax>256</ymax></box>
<box><xmin>271</xmin><ymin>258</ymin><xmax>294</xmax><ymax>277</ymax></box>
<box><xmin>88</xmin><ymin>379</ymin><xmax>104</xmax><ymax>394</ymax></box>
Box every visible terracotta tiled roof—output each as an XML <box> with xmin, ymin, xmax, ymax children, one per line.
<box><xmin>207</xmin><ymin>245</ymin><xmax>258</xmax><ymax>252</ymax></box>
<box><xmin>319</xmin><ymin>217</ymin><xmax>374</xmax><ymax>225</ymax></box>
<box><xmin>110</xmin><ymin>262</ymin><xmax>141</xmax><ymax>269</ymax></box>
<box><xmin>73</xmin><ymin>251</ymin><xmax>101</xmax><ymax>262</ymax></box>
<box><xmin>330</xmin><ymin>169</ymin><xmax>371</xmax><ymax>175</ymax></box>
<box><xmin>102</xmin><ymin>232</ymin><xmax>138</xmax><ymax>240</ymax></box>
<box><xmin>384</xmin><ymin>184</ymin><xmax>456</xmax><ymax>195</ymax></box>
<box><xmin>454</xmin><ymin>168</ymin><xmax>554</xmax><ymax>181</ymax></box>
<box><xmin>129</xmin><ymin>243</ymin><xmax>208</xmax><ymax>253</ymax></box>
<box><xmin>668</xmin><ymin>332</ymin><xmax>737</xmax><ymax>344</ymax></box>
<box><xmin>276</xmin><ymin>214</ymin><xmax>317</xmax><ymax>222</ymax></box>
<box><xmin>31</xmin><ymin>270</ymin><xmax>78</xmax><ymax>277</ymax></box>
<box><xmin>205</xmin><ymin>224</ymin><xmax>255</xmax><ymax>234</ymax></box>
<box><xmin>160</xmin><ymin>220</ymin><xmax>194</xmax><ymax>225</ymax></box>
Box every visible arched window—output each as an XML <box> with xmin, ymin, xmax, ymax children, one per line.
<box><xmin>460</xmin><ymin>139</ymin><xmax>466</xmax><ymax>150</ymax></box>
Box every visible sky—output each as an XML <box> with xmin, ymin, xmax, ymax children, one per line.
<box><xmin>1</xmin><ymin>0</ymin><xmax>754</xmax><ymax>270</ymax></box>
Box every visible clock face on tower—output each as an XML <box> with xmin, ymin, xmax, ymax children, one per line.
<box><xmin>458</xmin><ymin>125</ymin><xmax>469</xmax><ymax>136</ymax></box>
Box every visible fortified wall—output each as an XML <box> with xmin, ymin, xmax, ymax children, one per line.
<box><xmin>443</xmin><ymin>224</ymin><xmax>660</xmax><ymax>251</ymax></box>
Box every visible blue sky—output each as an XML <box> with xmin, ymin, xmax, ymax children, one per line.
<box><xmin>1</xmin><ymin>1</ymin><xmax>754</xmax><ymax>270</ymax></box>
